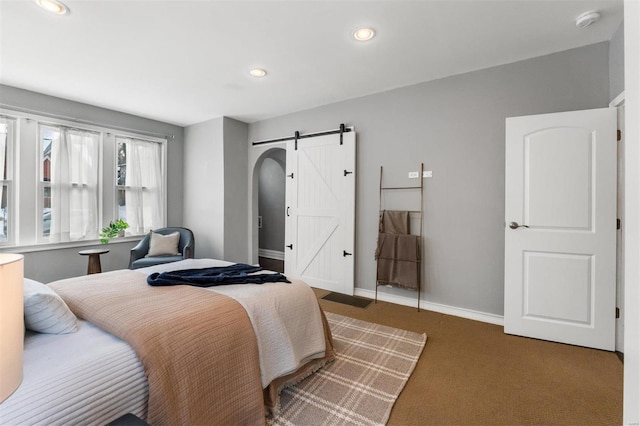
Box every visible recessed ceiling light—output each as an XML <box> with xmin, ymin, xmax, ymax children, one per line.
<box><xmin>249</xmin><ymin>68</ymin><xmax>267</xmax><ymax>78</ymax></box>
<box><xmin>35</xmin><ymin>0</ymin><xmax>69</xmax><ymax>15</ymax></box>
<box><xmin>575</xmin><ymin>11</ymin><xmax>600</xmax><ymax>28</ymax></box>
<box><xmin>353</xmin><ymin>28</ymin><xmax>375</xmax><ymax>41</ymax></box>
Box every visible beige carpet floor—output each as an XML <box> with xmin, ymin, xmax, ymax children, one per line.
<box><xmin>314</xmin><ymin>289</ymin><xmax>623</xmax><ymax>426</ymax></box>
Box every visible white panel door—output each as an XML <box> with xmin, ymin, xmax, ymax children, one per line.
<box><xmin>504</xmin><ymin>107</ymin><xmax>617</xmax><ymax>351</ymax></box>
<box><xmin>285</xmin><ymin>131</ymin><xmax>355</xmax><ymax>294</ymax></box>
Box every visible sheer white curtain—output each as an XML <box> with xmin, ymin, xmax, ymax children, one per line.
<box><xmin>0</xmin><ymin>129</ymin><xmax>6</xmax><ymax>241</ymax></box>
<box><xmin>124</xmin><ymin>138</ymin><xmax>163</xmax><ymax>234</ymax></box>
<box><xmin>50</xmin><ymin>128</ymin><xmax>99</xmax><ymax>242</ymax></box>
<box><xmin>0</xmin><ymin>129</ymin><xmax>6</xmax><ymax>206</ymax></box>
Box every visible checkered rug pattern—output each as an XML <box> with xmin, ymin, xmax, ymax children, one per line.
<box><xmin>268</xmin><ymin>312</ymin><xmax>427</xmax><ymax>426</ymax></box>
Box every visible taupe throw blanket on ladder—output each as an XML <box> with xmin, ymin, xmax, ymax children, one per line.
<box><xmin>376</xmin><ymin>210</ymin><xmax>421</xmax><ymax>290</ymax></box>
<box><xmin>379</xmin><ymin>210</ymin><xmax>410</xmax><ymax>234</ymax></box>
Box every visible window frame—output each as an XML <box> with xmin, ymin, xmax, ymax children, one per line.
<box><xmin>38</xmin><ymin>123</ymin><xmax>57</xmax><ymax>243</ymax></box>
<box><xmin>0</xmin><ymin>116</ymin><xmax>17</xmax><ymax>246</ymax></box>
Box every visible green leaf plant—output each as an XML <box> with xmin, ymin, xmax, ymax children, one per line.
<box><xmin>99</xmin><ymin>219</ymin><xmax>130</xmax><ymax>244</ymax></box>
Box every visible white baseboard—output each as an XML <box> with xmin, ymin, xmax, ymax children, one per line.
<box><xmin>354</xmin><ymin>288</ymin><xmax>504</xmax><ymax>327</ymax></box>
<box><xmin>258</xmin><ymin>249</ymin><xmax>284</xmax><ymax>261</ymax></box>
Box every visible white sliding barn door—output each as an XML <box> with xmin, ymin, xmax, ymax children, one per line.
<box><xmin>504</xmin><ymin>108</ymin><xmax>617</xmax><ymax>351</ymax></box>
<box><xmin>285</xmin><ymin>131</ymin><xmax>355</xmax><ymax>294</ymax></box>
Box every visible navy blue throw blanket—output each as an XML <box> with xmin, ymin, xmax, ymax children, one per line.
<box><xmin>147</xmin><ymin>263</ymin><xmax>290</xmax><ymax>287</ymax></box>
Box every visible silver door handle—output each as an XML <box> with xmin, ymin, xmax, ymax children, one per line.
<box><xmin>509</xmin><ymin>222</ymin><xmax>529</xmax><ymax>229</ymax></box>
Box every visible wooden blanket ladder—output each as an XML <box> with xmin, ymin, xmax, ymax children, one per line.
<box><xmin>376</xmin><ymin>163</ymin><xmax>424</xmax><ymax>311</ymax></box>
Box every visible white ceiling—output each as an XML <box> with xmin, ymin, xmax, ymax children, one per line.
<box><xmin>0</xmin><ymin>0</ymin><xmax>624</xmax><ymax>127</ymax></box>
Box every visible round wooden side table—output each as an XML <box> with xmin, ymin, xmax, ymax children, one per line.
<box><xmin>79</xmin><ymin>248</ymin><xmax>109</xmax><ymax>274</ymax></box>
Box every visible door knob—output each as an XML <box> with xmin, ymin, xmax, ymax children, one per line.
<box><xmin>509</xmin><ymin>222</ymin><xmax>529</xmax><ymax>229</ymax></box>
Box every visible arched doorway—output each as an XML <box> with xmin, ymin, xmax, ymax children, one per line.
<box><xmin>255</xmin><ymin>147</ymin><xmax>286</xmax><ymax>272</ymax></box>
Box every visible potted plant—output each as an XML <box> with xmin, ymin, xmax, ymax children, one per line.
<box><xmin>99</xmin><ymin>219</ymin><xmax>130</xmax><ymax>244</ymax></box>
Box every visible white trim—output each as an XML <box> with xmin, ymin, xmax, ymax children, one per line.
<box><xmin>623</xmin><ymin>0</ymin><xmax>640</xmax><ymax>422</ymax></box>
<box><xmin>610</xmin><ymin>91</ymin><xmax>626</xmax><ymax>107</ymax></box>
<box><xmin>0</xmin><ymin>236</ymin><xmax>141</xmax><ymax>253</ymax></box>
<box><xmin>354</xmin><ymin>288</ymin><xmax>504</xmax><ymax>326</ymax></box>
<box><xmin>258</xmin><ymin>248</ymin><xmax>284</xmax><ymax>260</ymax></box>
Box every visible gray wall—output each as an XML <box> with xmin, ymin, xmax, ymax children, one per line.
<box><xmin>183</xmin><ymin>117</ymin><xmax>225</xmax><ymax>259</ymax></box>
<box><xmin>22</xmin><ymin>241</ymin><xmax>140</xmax><ymax>283</ymax></box>
<box><xmin>0</xmin><ymin>84</ymin><xmax>184</xmax><ymax>282</ymax></box>
<box><xmin>183</xmin><ymin>117</ymin><xmax>249</xmax><ymax>262</ymax></box>
<box><xmin>610</xmin><ymin>22</ymin><xmax>625</xmax><ymax>101</ymax></box>
<box><xmin>258</xmin><ymin>149</ymin><xmax>286</xmax><ymax>252</ymax></box>
<box><xmin>223</xmin><ymin>117</ymin><xmax>249</xmax><ymax>263</ymax></box>
<box><xmin>249</xmin><ymin>42</ymin><xmax>610</xmax><ymax>316</ymax></box>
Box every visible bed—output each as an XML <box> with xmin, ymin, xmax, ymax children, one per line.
<box><xmin>0</xmin><ymin>259</ymin><xmax>334</xmax><ymax>425</ymax></box>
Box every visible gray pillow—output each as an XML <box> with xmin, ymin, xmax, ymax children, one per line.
<box><xmin>146</xmin><ymin>231</ymin><xmax>180</xmax><ymax>257</ymax></box>
<box><xmin>23</xmin><ymin>278</ymin><xmax>79</xmax><ymax>334</ymax></box>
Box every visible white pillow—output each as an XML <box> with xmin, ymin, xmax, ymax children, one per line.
<box><xmin>147</xmin><ymin>231</ymin><xmax>181</xmax><ymax>257</ymax></box>
<box><xmin>23</xmin><ymin>278</ymin><xmax>79</xmax><ymax>334</ymax></box>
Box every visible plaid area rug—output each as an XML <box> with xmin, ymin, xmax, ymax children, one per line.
<box><xmin>268</xmin><ymin>312</ymin><xmax>427</xmax><ymax>426</ymax></box>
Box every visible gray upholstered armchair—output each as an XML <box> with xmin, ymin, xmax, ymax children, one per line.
<box><xmin>128</xmin><ymin>227</ymin><xmax>195</xmax><ymax>270</ymax></box>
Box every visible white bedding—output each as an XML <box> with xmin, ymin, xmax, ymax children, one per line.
<box><xmin>136</xmin><ymin>259</ymin><xmax>327</xmax><ymax>387</ymax></box>
<box><xmin>1</xmin><ymin>259</ymin><xmax>326</xmax><ymax>425</ymax></box>
<box><xmin>0</xmin><ymin>320</ymin><xmax>148</xmax><ymax>426</ymax></box>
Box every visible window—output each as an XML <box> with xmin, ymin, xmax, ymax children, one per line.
<box><xmin>39</xmin><ymin>125</ymin><xmax>100</xmax><ymax>243</ymax></box>
<box><xmin>115</xmin><ymin>136</ymin><xmax>163</xmax><ymax>234</ymax></box>
<box><xmin>41</xmin><ymin>127</ymin><xmax>53</xmax><ymax>237</ymax></box>
<box><xmin>0</xmin><ymin>117</ymin><xmax>15</xmax><ymax>245</ymax></box>
<box><xmin>0</xmin><ymin>109</ymin><xmax>167</xmax><ymax>249</ymax></box>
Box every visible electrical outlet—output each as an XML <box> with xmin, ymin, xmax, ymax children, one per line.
<box><xmin>408</xmin><ymin>171</ymin><xmax>419</xmax><ymax>179</ymax></box>
<box><xmin>423</xmin><ymin>170</ymin><xmax>433</xmax><ymax>178</ymax></box>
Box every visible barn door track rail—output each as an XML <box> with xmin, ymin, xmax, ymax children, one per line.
<box><xmin>252</xmin><ymin>123</ymin><xmax>352</xmax><ymax>149</ymax></box>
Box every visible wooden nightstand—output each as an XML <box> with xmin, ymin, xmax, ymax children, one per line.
<box><xmin>78</xmin><ymin>248</ymin><xmax>109</xmax><ymax>274</ymax></box>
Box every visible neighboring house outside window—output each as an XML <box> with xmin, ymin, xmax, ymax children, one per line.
<box><xmin>42</xmin><ymin>133</ymin><xmax>52</xmax><ymax>237</ymax></box>
<box><xmin>39</xmin><ymin>125</ymin><xmax>100</xmax><ymax>243</ymax></box>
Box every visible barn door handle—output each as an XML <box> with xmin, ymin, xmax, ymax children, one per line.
<box><xmin>286</xmin><ymin>206</ymin><xmax>290</xmax><ymax>217</ymax></box>
<box><xmin>508</xmin><ymin>222</ymin><xmax>529</xmax><ymax>229</ymax></box>
<box><xmin>287</xmin><ymin>173</ymin><xmax>294</xmax><ymax>179</ymax></box>
<box><xmin>344</xmin><ymin>170</ymin><xmax>353</xmax><ymax>177</ymax></box>
<box><xmin>343</xmin><ymin>250</ymin><xmax>352</xmax><ymax>257</ymax></box>
<box><xmin>286</xmin><ymin>244</ymin><xmax>293</xmax><ymax>250</ymax></box>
